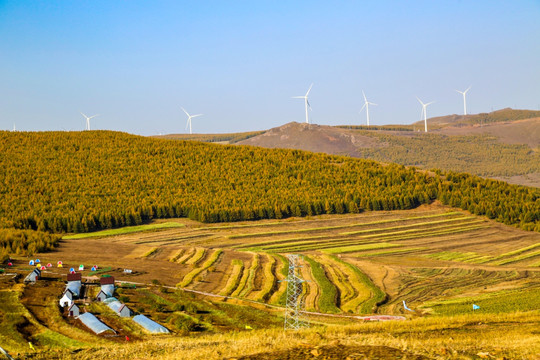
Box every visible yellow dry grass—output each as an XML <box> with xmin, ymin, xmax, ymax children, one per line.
<box><xmin>19</xmin><ymin>311</ymin><xmax>540</xmax><ymax>360</ymax></box>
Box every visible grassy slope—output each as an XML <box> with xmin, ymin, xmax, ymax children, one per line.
<box><xmin>354</xmin><ymin>131</ymin><xmax>540</xmax><ymax>177</ymax></box>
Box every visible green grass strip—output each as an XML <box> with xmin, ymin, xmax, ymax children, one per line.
<box><xmin>185</xmin><ymin>247</ymin><xmax>206</xmax><ymax>265</ymax></box>
<box><xmin>254</xmin><ymin>254</ymin><xmax>277</xmax><ymax>302</ymax></box>
<box><xmin>340</xmin><ymin>216</ymin><xmax>475</xmax><ymax>235</ymax></box>
<box><xmin>229</xmin><ymin>212</ymin><xmax>464</xmax><ymax>240</ymax></box>
<box><xmin>304</xmin><ymin>255</ymin><xmax>341</xmax><ymax>313</ymax></box>
<box><xmin>143</xmin><ymin>247</ymin><xmax>159</xmax><ymax>258</ymax></box>
<box><xmin>233</xmin><ymin>254</ymin><xmax>260</xmax><ymax>298</ymax></box>
<box><xmin>271</xmin><ymin>223</ymin><xmax>487</xmax><ymax>253</ymax></box>
<box><xmin>323</xmin><ymin>242</ymin><xmax>402</xmax><ymax>254</ymax></box>
<box><xmin>490</xmin><ymin>243</ymin><xmax>540</xmax><ymax>261</ymax></box>
<box><xmin>219</xmin><ymin>259</ymin><xmax>244</xmax><ymax>296</ymax></box>
<box><xmin>356</xmin><ymin>247</ymin><xmax>427</xmax><ymax>257</ymax></box>
<box><xmin>275</xmin><ymin>254</ymin><xmax>290</xmax><ymax>306</ymax></box>
<box><xmin>425</xmin><ymin>251</ymin><xmax>484</xmax><ymax>262</ymax></box>
<box><xmin>256</xmin><ymin>220</ymin><xmax>483</xmax><ymax>252</ymax></box>
<box><xmin>492</xmin><ymin>250</ymin><xmax>540</xmax><ymax>266</ymax></box>
<box><xmin>92</xmin><ymin>266</ymin><xmax>113</xmax><ymax>275</ymax></box>
<box><xmin>234</xmin><ymin>235</ymin><xmax>328</xmax><ymax>250</ymax></box>
<box><xmin>177</xmin><ymin>249</ymin><xmax>223</xmax><ymax>287</ymax></box>
<box><xmin>328</xmin><ymin>255</ymin><xmax>386</xmax><ymax>314</ymax></box>
<box><xmin>63</xmin><ymin>222</ymin><xmax>185</xmax><ymax>239</ymax></box>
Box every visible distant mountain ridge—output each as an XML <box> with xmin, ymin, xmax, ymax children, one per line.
<box><xmin>156</xmin><ymin>108</ymin><xmax>540</xmax><ymax>187</ymax></box>
<box><xmin>237</xmin><ymin>109</ymin><xmax>540</xmax><ymax>187</ymax></box>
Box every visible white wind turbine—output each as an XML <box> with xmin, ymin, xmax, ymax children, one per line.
<box><xmin>181</xmin><ymin>107</ymin><xmax>203</xmax><ymax>134</ymax></box>
<box><xmin>455</xmin><ymin>86</ymin><xmax>471</xmax><ymax>115</ymax></box>
<box><xmin>416</xmin><ymin>97</ymin><xmax>435</xmax><ymax>133</ymax></box>
<box><xmin>292</xmin><ymin>83</ymin><xmax>313</xmax><ymax>124</ymax></box>
<box><xmin>81</xmin><ymin>112</ymin><xmax>99</xmax><ymax>131</ymax></box>
<box><xmin>360</xmin><ymin>91</ymin><xmax>377</xmax><ymax>127</ymax></box>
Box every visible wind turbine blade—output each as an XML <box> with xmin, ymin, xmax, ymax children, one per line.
<box><xmin>416</xmin><ymin>96</ymin><xmax>424</xmax><ymax>106</ymax></box>
<box><xmin>191</xmin><ymin>114</ymin><xmax>203</xmax><ymax>118</ymax></box>
<box><xmin>426</xmin><ymin>101</ymin><xmax>435</xmax><ymax>106</ymax></box>
<box><xmin>465</xmin><ymin>85</ymin><xmax>471</xmax><ymax>93</ymax></box>
<box><xmin>80</xmin><ymin>112</ymin><xmax>88</xmax><ymax>119</ymax></box>
<box><xmin>89</xmin><ymin>114</ymin><xmax>99</xmax><ymax>119</ymax></box>
<box><xmin>291</xmin><ymin>96</ymin><xmax>304</xmax><ymax>99</ymax></box>
<box><xmin>307</xmin><ymin>99</ymin><xmax>311</xmax><ymax>110</ymax></box>
<box><xmin>306</xmin><ymin>83</ymin><xmax>313</xmax><ymax>96</ymax></box>
<box><xmin>360</xmin><ymin>103</ymin><xmax>367</xmax><ymax>112</ymax></box>
<box><xmin>362</xmin><ymin>90</ymin><xmax>367</xmax><ymax>102</ymax></box>
<box><xmin>181</xmin><ymin>107</ymin><xmax>190</xmax><ymax>117</ymax></box>
<box><xmin>369</xmin><ymin>102</ymin><xmax>377</xmax><ymax>106</ymax></box>
<box><xmin>185</xmin><ymin>120</ymin><xmax>189</xmax><ymax>130</ymax></box>
<box><xmin>455</xmin><ymin>89</ymin><xmax>463</xmax><ymax>94</ymax></box>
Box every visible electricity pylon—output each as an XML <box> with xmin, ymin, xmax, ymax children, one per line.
<box><xmin>283</xmin><ymin>254</ymin><xmax>308</xmax><ymax>330</ymax></box>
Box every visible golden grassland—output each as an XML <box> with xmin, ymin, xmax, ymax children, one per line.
<box><xmin>7</xmin><ymin>312</ymin><xmax>540</xmax><ymax>359</ymax></box>
<box><xmin>1</xmin><ymin>204</ymin><xmax>539</xmax><ymax>359</ymax></box>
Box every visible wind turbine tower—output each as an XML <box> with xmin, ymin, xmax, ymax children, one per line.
<box><xmin>292</xmin><ymin>84</ymin><xmax>313</xmax><ymax>124</ymax></box>
<box><xmin>456</xmin><ymin>86</ymin><xmax>471</xmax><ymax>115</ymax></box>
<box><xmin>416</xmin><ymin>97</ymin><xmax>435</xmax><ymax>133</ymax></box>
<box><xmin>81</xmin><ymin>112</ymin><xmax>99</xmax><ymax>131</ymax></box>
<box><xmin>360</xmin><ymin>91</ymin><xmax>377</xmax><ymax>127</ymax></box>
<box><xmin>181</xmin><ymin>107</ymin><xmax>203</xmax><ymax>134</ymax></box>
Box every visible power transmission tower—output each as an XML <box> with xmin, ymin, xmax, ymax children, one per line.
<box><xmin>283</xmin><ymin>254</ymin><xmax>308</xmax><ymax>330</ymax></box>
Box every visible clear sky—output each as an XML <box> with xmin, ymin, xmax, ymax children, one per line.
<box><xmin>1</xmin><ymin>1</ymin><xmax>539</xmax><ymax>135</ymax></box>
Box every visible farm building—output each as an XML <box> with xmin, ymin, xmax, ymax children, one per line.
<box><xmin>66</xmin><ymin>272</ymin><xmax>82</xmax><ymax>297</ymax></box>
<box><xmin>67</xmin><ymin>303</ymin><xmax>80</xmax><ymax>317</ymax></box>
<box><xmin>24</xmin><ymin>268</ymin><xmax>41</xmax><ymax>283</ymax></box>
<box><xmin>132</xmin><ymin>314</ymin><xmax>170</xmax><ymax>334</ymax></box>
<box><xmin>59</xmin><ymin>289</ymin><xmax>74</xmax><ymax>307</ymax></box>
<box><xmin>96</xmin><ymin>289</ymin><xmax>108</xmax><ymax>302</ymax></box>
<box><xmin>103</xmin><ymin>297</ymin><xmax>131</xmax><ymax>317</ymax></box>
<box><xmin>77</xmin><ymin>313</ymin><xmax>116</xmax><ymax>335</ymax></box>
<box><xmin>100</xmin><ymin>276</ymin><xmax>115</xmax><ymax>297</ymax></box>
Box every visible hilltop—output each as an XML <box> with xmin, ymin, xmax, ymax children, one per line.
<box><xmin>234</xmin><ymin>109</ymin><xmax>540</xmax><ymax>187</ymax></box>
<box><xmin>412</xmin><ymin>108</ymin><xmax>540</xmax><ymax>129</ymax></box>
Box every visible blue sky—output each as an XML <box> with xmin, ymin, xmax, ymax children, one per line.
<box><xmin>1</xmin><ymin>1</ymin><xmax>539</xmax><ymax>135</ymax></box>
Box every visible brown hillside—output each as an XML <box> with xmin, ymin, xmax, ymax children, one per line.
<box><xmin>237</xmin><ymin>122</ymin><xmax>382</xmax><ymax>155</ymax></box>
<box><xmin>436</xmin><ymin>117</ymin><xmax>540</xmax><ymax>148</ymax></box>
<box><xmin>412</xmin><ymin>108</ymin><xmax>540</xmax><ymax>129</ymax></box>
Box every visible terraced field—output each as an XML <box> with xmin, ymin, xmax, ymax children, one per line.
<box><xmin>42</xmin><ymin>203</ymin><xmax>540</xmax><ymax>317</ymax></box>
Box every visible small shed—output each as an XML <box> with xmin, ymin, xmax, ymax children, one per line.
<box><xmin>66</xmin><ymin>272</ymin><xmax>82</xmax><ymax>297</ymax></box>
<box><xmin>104</xmin><ymin>297</ymin><xmax>131</xmax><ymax>318</ymax></box>
<box><xmin>96</xmin><ymin>289</ymin><xmax>108</xmax><ymax>302</ymax></box>
<box><xmin>77</xmin><ymin>312</ymin><xmax>116</xmax><ymax>335</ymax></box>
<box><xmin>68</xmin><ymin>303</ymin><xmax>80</xmax><ymax>317</ymax></box>
<box><xmin>100</xmin><ymin>276</ymin><xmax>115</xmax><ymax>297</ymax></box>
<box><xmin>59</xmin><ymin>289</ymin><xmax>74</xmax><ymax>307</ymax></box>
<box><xmin>132</xmin><ymin>314</ymin><xmax>170</xmax><ymax>334</ymax></box>
<box><xmin>24</xmin><ymin>268</ymin><xmax>41</xmax><ymax>283</ymax></box>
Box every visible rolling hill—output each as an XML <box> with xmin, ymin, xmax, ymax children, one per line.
<box><xmin>1</xmin><ymin>130</ymin><xmax>538</xmax><ymax>240</ymax></box>
<box><xmin>235</xmin><ymin>109</ymin><xmax>540</xmax><ymax>187</ymax></box>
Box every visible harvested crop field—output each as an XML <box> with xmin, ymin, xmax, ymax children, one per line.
<box><xmin>17</xmin><ymin>202</ymin><xmax>538</xmax><ymax>316</ymax></box>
